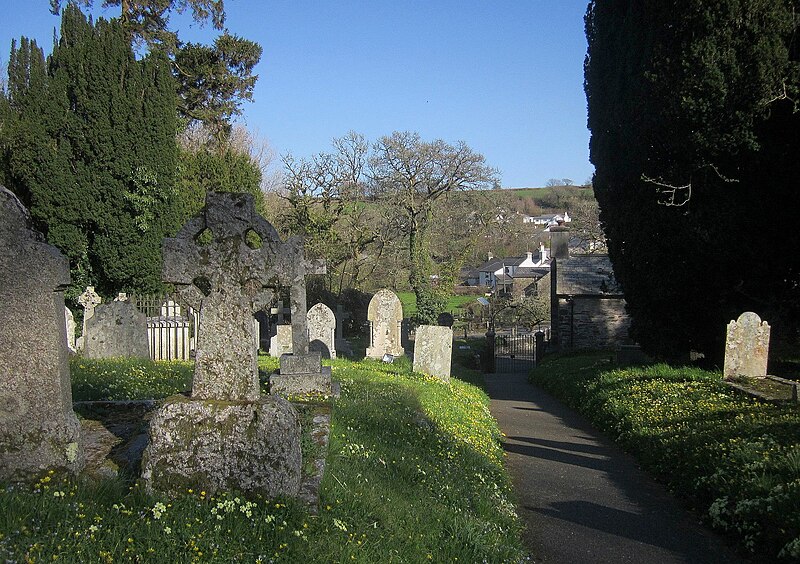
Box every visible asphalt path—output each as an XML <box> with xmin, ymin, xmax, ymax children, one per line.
<box><xmin>485</xmin><ymin>371</ymin><xmax>746</xmax><ymax>564</ymax></box>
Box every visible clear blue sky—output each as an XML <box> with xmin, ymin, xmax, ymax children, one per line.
<box><xmin>0</xmin><ymin>1</ymin><xmax>594</xmax><ymax>188</ymax></box>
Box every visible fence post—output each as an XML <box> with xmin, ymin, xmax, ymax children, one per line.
<box><xmin>484</xmin><ymin>328</ymin><xmax>496</xmax><ymax>373</ymax></box>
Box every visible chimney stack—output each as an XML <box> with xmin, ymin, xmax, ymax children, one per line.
<box><xmin>550</xmin><ymin>223</ymin><xmax>570</xmax><ymax>260</ymax></box>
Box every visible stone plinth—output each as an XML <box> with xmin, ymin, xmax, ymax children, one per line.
<box><xmin>271</xmin><ymin>352</ymin><xmax>334</xmax><ymax>396</ymax></box>
<box><xmin>413</xmin><ymin>325</ymin><xmax>453</xmax><ymax>382</ymax></box>
<box><xmin>141</xmin><ymin>394</ymin><xmax>301</xmax><ymax>497</ymax></box>
<box><xmin>0</xmin><ymin>187</ymin><xmax>84</xmax><ymax>480</ymax></box>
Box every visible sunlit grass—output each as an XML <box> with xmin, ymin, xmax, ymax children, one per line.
<box><xmin>530</xmin><ymin>352</ymin><xmax>800</xmax><ymax>561</ymax></box>
<box><xmin>1</xmin><ymin>354</ymin><xmax>527</xmax><ymax>562</ymax></box>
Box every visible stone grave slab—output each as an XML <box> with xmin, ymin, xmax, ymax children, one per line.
<box><xmin>84</xmin><ymin>301</ymin><xmax>150</xmax><ymax>359</ymax></box>
<box><xmin>413</xmin><ymin>325</ymin><xmax>453</xmax><ymax>383</ymax></box>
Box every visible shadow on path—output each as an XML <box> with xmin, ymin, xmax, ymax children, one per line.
<box><xmin>486</xmin><ymin>371</ymin><xmax>745</xmax><ymax>564</ymax></box>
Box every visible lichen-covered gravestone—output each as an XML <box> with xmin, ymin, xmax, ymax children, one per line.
<box><xmin>307</xmin><ymin>303</ymin><xmax>336</xmax><ymax>359</ymax></box>
<box><xmin>724</xmin><ymin>311</ymin><xmax>771</xmax><ymax>380</ymax></box>
<box><xmin>0</xmin><ymin>187</ymin><xmax>84</xmax><ymax>479</ymax></box>
<box><xmin>366</xmin><ymin>289</ymin><xmax>405</xmax><ymax>359</ymax></box>
<box><xmin>141</xmin><ymin>192</ymin><xmax>304</xmax><ymax>498</ymax></box>
<box><xmin>413</xmin><ymin>325</ymin><xmax>453</xmax><ymax>383</ymax></box>
<box><xmin>64</xmin><ymin>306</ymin><xmax>77</xmax><ymax>352</ymax></box>
<box><xmin>84</xmin><ymin>301</ymin><xmax>150</xmax><ymax>359</ymax></box>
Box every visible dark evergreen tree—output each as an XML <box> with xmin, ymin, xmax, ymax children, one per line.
<box><xmin>585</xmin><ymin>0</ymin><xmax>800</xmax><ymax>362</ymax></box>
<box><xmin>2</xmin><ymin>4</ymin><xmax>177</xmax><ymax>297</ymax></box>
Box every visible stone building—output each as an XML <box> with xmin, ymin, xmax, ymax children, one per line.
<box><xmin>549</xmin><ymin>228</ymin><xmax>632</xmax><ymax>350</ymax></box>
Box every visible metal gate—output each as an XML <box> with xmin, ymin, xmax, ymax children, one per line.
<box><xmin>488</xmin><ymin>330</ymin><xmax>546</xmax><ymax>373</ymax></box>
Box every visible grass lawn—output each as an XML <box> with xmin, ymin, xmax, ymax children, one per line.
<box><xmin>0</xmin><ymin>355</ymin><xmax>526</xmax><ymax>562</ymax></box>
<box><xmin>396</xmin><ymin>291</ymin><xmax>480</xmax><ymax>317</ymax></box>
<box><xmin>530</xmin><ymin>352</ymin><xmax>800</xmax><ymax>561</ymax></box>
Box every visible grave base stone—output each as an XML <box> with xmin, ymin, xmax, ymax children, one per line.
<box><xmin>141</xmin><ymin>394</ymin><xmax>301</xmax><ymax>497</ymax></box>
<box><xmin>270</xmin><ymin>352</ymin><xmax>336</xmax><ymax>397</ymax></box>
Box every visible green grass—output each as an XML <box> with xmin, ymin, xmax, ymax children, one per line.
<box><xmin>396</xmin><ymin>291</ymin><xmax>480</xmax><ymax>317</ymax></box>
<box><xmin>71</xmin><ymin>356</ymin><xmax>193</xmax><ymax>401</ymax></box>
<box><xmin>530</xmin><ymin>352</ymin><xmax>800</xmax><ymax>561</ymax></box>
<box><xmin>1</xmin><ymin>355</ymin><xmax>526</xmax><ymax>562</ymax></box>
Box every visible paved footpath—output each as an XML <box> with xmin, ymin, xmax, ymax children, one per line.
<box><xmin>485</xmin><ymin>371</ymin><xmax>746</xmax><ymax>564</ymax></box>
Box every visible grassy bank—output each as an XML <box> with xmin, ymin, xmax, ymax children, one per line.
<box><xmin>530</xmin><ymin>352</ymin><xmax>800</xmax><ymax>561</ymax></box>
<box><xmin>0</xmin><ymin>355</ymin><xmax>526</xmax><ymax>562</ymax></box>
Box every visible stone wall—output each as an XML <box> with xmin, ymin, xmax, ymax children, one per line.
<box><xmin>556</xmin><ymin>296</ymin><xmax>631</xmax><ymax>350</ymax></box>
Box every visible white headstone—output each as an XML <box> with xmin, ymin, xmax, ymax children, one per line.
<box><xmin>307</xmin><ymin>303</ymin><xmax>336</xmax><ymax>359</ymax></box>
<box><xmin>366</xmin><ymin>289</ymin><xmax>405</xmax><ymax>359</ymax></box>
<box><xmin>724</xmin><ymin>311</ymin><xmax>770</xmax><ymax>379</ymax></box>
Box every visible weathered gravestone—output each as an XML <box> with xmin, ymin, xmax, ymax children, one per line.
<box><xmin>0</xmin><ymin>187</ymin><xmax>84</xmax><ymax>479</ymax></box>
<box><xmin>64</xmin><ymin>306</ymin><xmax>77</xmax><ymax>352</ymax></box>
<box><xmin>76</xmin><ymin>285</ymin><xmax>101</xmax><ymax>350</ymax></box>
<box><xmin>365</xmin><ymin>289</ymin><xmax>405</xmax><ymax>359</ymax></box>
<box><xmin>413</xmin><ymin>325</ymin><xmax>453</xmax><ymax>383</ymax></box>
<box><xmin>307</xmin><ymin>303</ymin><xmax>336</xmax><ymax>359</ymax></box>
<box><xmin>141</xmin><ymin>192</ymin><xmax>303</xmax><ymax>497</ymax></box>
<box><xmin>269</xmin><ymin>325</ymin><xmax>293</xmax><ymax>357</ymax></box>
<box><xmin>84</xmin><ymin>301</ymin><xmax>150</xmax><ymax>359</ymax></box>
<box><xmin>724</xmin><ymin>311</ymin><xmax>771</xmax><ymax>380</ymax></box>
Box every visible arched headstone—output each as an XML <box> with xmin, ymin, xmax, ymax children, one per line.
<box><xmin>366</xmin><ymin>289</ymin><xmax>405</xmax><ymax>359</ymax></box>
<box><xmin>307</xmin><ymin>303</ymin><xmax>336</xmax><ymax>359</ymax></box>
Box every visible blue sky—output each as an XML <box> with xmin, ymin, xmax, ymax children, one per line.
<box><xmin>0</xmin><ymin>1</ymin><xmax>594</xmax><ymax>188</ymax></box>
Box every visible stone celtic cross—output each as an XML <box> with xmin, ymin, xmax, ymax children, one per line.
<box><xmin>163</xmin><ymin>192</ymin><xmax>318</xmax><ymax>401</ymax></box>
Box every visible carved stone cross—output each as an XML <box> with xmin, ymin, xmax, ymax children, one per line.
<box><xmin>163</xmin><ymin>192</ymin><xmax>305</xmax><ymax>401</ymax></box>
<box><xmin>77</xmin><ymin>285</ymin><xmax>102</xmax><ymax>338</ymax></box>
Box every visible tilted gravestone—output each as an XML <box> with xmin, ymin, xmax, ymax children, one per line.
<box><xmin>84</xmin><ymin>301</ymin><xmax>150</xmax><ymax>359</ymax></box>
<box><xmin>307</xmin><ymin>303</ymin><xmax>336</xmax><ymax>359</ymax></box>
<box><xmin>413</xmin><ymin>325</ymin><xmax>453</xmax><ymax>383</ymax></box>
<box><xmin>724</xmin><ymin>311</ymin><xmax>771</xmax><ymax>380</ymax></box>
<box><xmin>366</xmin><ymin>289</ymin><xmax>405</xmax><ymax>359</ymax></box>
<box><xmin>141</xmin><ymin>192</ymin><xmax>304</xmax><ymax>497</ymax></box>
<box><xmin>0</xmin><ymin>187</ymin><xmax>84</xmax><ymax>479</ymax></box>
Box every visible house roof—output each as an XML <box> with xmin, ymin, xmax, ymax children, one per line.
<box><xmin>555</xmin><ymin>255</ymin><xmax>623</xmax><ymax>296</ymax></box>
<box><xmin>512</xmin><ymin>266</ymin><xmax>550</xmax><ymax>279</ymax></box>
<box><xmin>477</xmin><ymin>256</ymin><xmax>525</xmax><ymax>273</ymax></box>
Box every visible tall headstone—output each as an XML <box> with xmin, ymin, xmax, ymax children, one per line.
<box><xmin>413</xmin><ymin>325</ymin><xmax>453</xmax><ymax>383</ymax></box>
<box><xmin>307</xmin><ymin>303</ymin><xmax>336</xmax><ymax>359</ymax></box>
<box><xmin>0</xmin><ymin>187</ymin><xmax>84</xmax><ymax>480</ymax></box>
<box><xmin>84</xmin><ymin>301</ymin><xmax>150</xmax><ymax>359</ymax></box>
<box><xmin>141</xmin><ymin>192</ymin><xmax>302</xmax><ymax>497</ymax></box>
<box><xmin>77</xmin><ymin>285</ymin><xmax>101</xmax><ymax>349</ymax></box>
<box><xmin>366</xmin><ymin>289</ymin><xmax>405</xmax><ymax>359</ymax></box>
<box><xmin>724</xmin><ymin>311</ymin><xmax>771</xmax><ymax>380</ymax></box>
